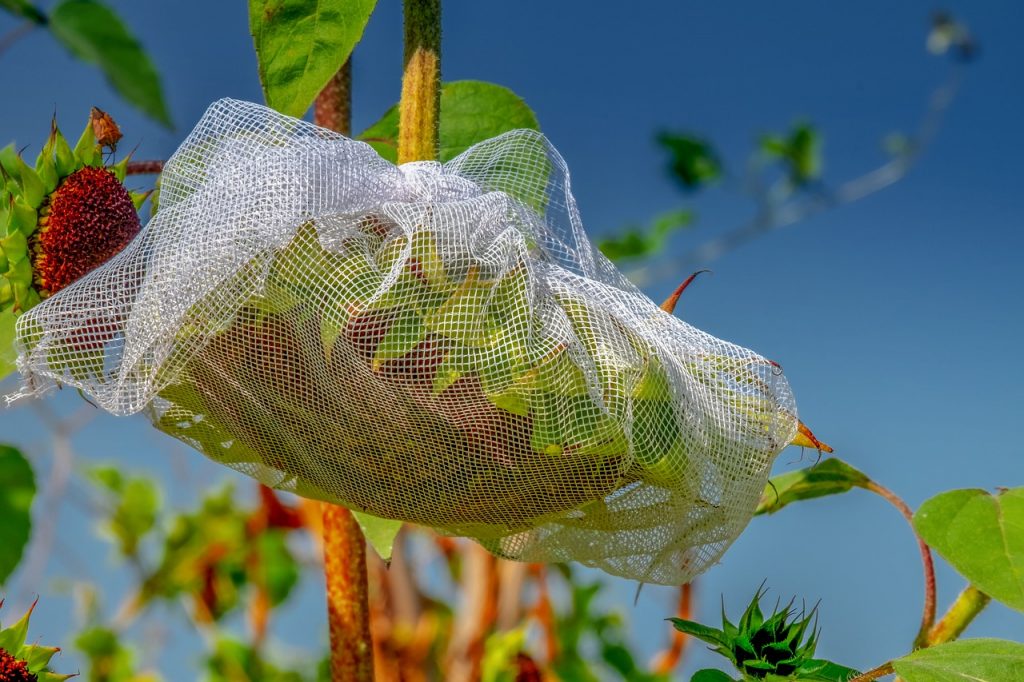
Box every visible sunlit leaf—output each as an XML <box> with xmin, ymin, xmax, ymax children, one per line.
<box><xmin>893</xmin><ymin>638</ymin><xmax>1024</xmax><ymax>681</ymax></box>
<box><xmin>249</xmin><ymin>0</ymin><xmax>377</xmax><ymax>118</ymax></box>
<box><xmin>352</xmin><ymin>510</ymin><xmax>402</xmax><ymax>563</ymax></box>
<box><xmin>49</xmin><ymin>0</ymin><xmax>170</xmax><ymax>126</ymax></box>
<box><xmin>914</xmin><ymin>487</ymin><xmax>1024</xmax><ymax>612</ymax></box>
<box><xmin>0</xmin><ymin>444</ymin><xmax>34</xmax><ymax>585</ymax></box>
<box><xmin>756</xmin><ymin>458</ymin><xmax>868</xmax><ymax>516</ymax></box>
<box><xmin>359</xmin><ymin>80</ymin><xmax>540</xmax><ymax>163</ymax></box>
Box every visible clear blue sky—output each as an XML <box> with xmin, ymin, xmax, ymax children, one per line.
<box><xmin>1</xmin><ymin>1</ymin><xmax>1022</xmax><ymax>677</ymax></box>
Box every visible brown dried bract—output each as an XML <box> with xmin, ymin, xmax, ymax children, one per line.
<box><xmin>90</xmin><ymin>106</ymin><xmax>123</xmax><ymax>150</ymax></box>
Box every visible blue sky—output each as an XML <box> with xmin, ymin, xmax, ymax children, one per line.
<box><xmin>1</xmin><ymin>0</ymin><xmax>1022</xmax><ymax>677</ymax></box>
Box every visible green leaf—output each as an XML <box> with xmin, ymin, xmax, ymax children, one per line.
<box><xmin>690</xmin><ymin>670</ymin><xmax>736</xmax><ymax>682</ymax></box>
<box><xmin>0</xmin><ymin>307</ymin><xmax>19</xmax><ymax>381</ymax></box>
<box><xmin>656</xmin><ymin>132</ymin><xmax>721</xmax><ymax>190</ymax></box>
<box><xmin>0</xmin><ymin>445</ymin><xmax>34</xmax><ymax>585</ymax></box>
<box><xmin>88</xmin><ymin>466</ymin><xmax>159</xmax><ymax>557</ymax></box>
<box><xmin>760</xmin><ymin>123</ymin><xmax>821</xmax><ymax>187</ymax></box>
<box><xmin>668</xmin><ymin>618</ymin><xmax>729</xmax><ymax>648</ymax></box>
<box><xmin>892</xmin><ymin>638</ymin><xmax>1024</xmax><ymax>682</ymax></box>
<box><xmin>256</xmin><ymin>531</ymin><xmax>299</xmax><ymax>606</ymax></box>
<box><xmin>794</xmin><ymin>659</ymin><xmax>861</xmax><ymax>681</ymax></box>
<box><xmin>352</xmin><ymin>510</ymin><xmax>402</xmax><ymax>563</ymax></box>
<box><xmin>0</xmin><ymin>0</ymin><xmax>46</xmax><ymax>23</ymax></box>
<box><xmin>599</xmin><ymin>208</ymin><xmax>694</xmax><ymax>262</ymax></box>
<box><xmin>49</xmin><ymin>0</ymin><xmax>171</xmax><ymax>126</ymax></box>
<box><xmin>359</xmin><ymin>80</ymin><xmax>540</xmax><ymax>163</ymax></box>
<box><xmin>914</xmin><ymin>488</ymin><xmax>1024</xmax><ymax>612</ymax></box>
<box><xmin>756</xmin><ymin>458</ymin><xmax>869</xmax><ymax>516</ymax></box>
<box><xmin>249</xmin><ymin>0</ymin><xmax>377</xmax><ymax>118</ymax></box>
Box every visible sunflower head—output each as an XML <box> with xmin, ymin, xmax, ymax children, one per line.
<box><xmin>0</xmin><ymin>111</ymin><xmax>145</xmax><ymax>313</ymax></box>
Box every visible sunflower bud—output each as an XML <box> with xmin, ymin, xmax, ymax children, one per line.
<box><xmin>0</xmin><ymin>600</ymin><xmax>72</xmax><ymax>682</ymax></box>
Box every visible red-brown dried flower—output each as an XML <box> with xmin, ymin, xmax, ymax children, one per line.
<box><xmin>33</xmin><ymin>166</ymin><xmax>140</xmax><ymax>296</ymax></box>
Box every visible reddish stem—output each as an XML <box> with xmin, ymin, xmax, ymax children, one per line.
<box><xmin>861</xmin><ymin>480</ymin><xmax>936</xmax><ymax>648</ymax></box>
<box><xmin>652</xmin><ymin>582</ymin><xmax>693</xmax><ymax>674</ymax></box>
<box><xmin>125</xmin><ymin>160</ymin><xmax>165</xmax><ymax>175</ymax></box>
<box><xmin>315</xmin><ymin>58</ymin><xmax>375</xmax><ymax>682</ymax></box>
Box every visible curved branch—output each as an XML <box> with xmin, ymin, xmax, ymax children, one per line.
<box><xmin>860</xmin><ymin>480</ymin><xmax>936</xmax><ymax>649</ymax></box>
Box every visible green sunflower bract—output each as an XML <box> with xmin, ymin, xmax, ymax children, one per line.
<box><xmin>12</xmin><ymin>100</ymin><xmax>798</xmax><ymax>584</ymax></box>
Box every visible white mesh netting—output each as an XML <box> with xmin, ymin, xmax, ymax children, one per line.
<box><xmin>12</xmin><ymin>99</ymin><xmax>798</xmax><ymax>584</ymax></box>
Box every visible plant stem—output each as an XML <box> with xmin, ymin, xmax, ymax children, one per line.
<box><xmin>316</xmin><ymin>59</ymin><xmax>353</xmax><ymax>136</ymax></box>
<box><xmin>848</xmin><ymin>662</ymin><xmax>895</xmax><ymax>682</ymax></box>
<box><xmin>398</xmin><ymin>0</ymin><xmax>441</xmax><ymax>164</ymax></box>
<box><xmin>125</xmin><ymin>160</ymin><xmax>165</xmax><ymax>175</ymax></box>
<box><xmin>314</xmin><ymin>60</ymin><xmax>376</xmax><ymax>682</ymax></box>
<box><xmin>861</xmin><ymin>480</ymin><xmax>936</xmax><ymax>648</ymax></box>
<box><xmin>925</xmin><ymin>585</ymin><xmax>991</xmax><ymax>646</ymax></box>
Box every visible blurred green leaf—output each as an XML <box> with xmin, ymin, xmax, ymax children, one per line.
<box><xmin>359</xmin><ymin>80</ymin><xmax>540</xmax><ymax>163</ymax></box>
<box><xmin>88</xmin><ymin>465</ymin><xmax>159</xmax><ymax>557</ymax></box>
<box><xmin>351</xmin><ymin>510</ymin><xmax>402</xmax><ymax>563</ymax></box>
<box><xmin>760</xmin><ymin>123</ymin><xmax>821</xmax><ymax>187</ymax></box>
<box><xmin>249</xmin><ymin>0</ymin><xmax>376</xmax><ymax>118</ymax></box>
<box><xmin>756</xmin><ymin>458</ymin><xmax>868</xmax><ymax>516</ymax></box>
<box><xmin>0</xmin><ymin>0</ymin><xmax>46</xmax><ymax>23</ymax></box>
<box><xmin>893</xmin><ymin>638</ymin><xmax>1024</xmax><ymax>681</ymax></box>
<box><xmin>0</xmin><ymin>307</ymin><xmax>19</xmax><ymax>381</ymax></box>
<box><xmin>206</xmin><ymin>637</ymin><xmax>308</xmax><ymax>682</ymax></box>
<box><xmin>255</xmin><ymin>530</ymin><xmax>298</xmax><ymax>606</ymax></box>
<box><xmin>0</xmin><ymin>444</ymin><xmax>34</xmax><ymax>586</ymax></box>
<box><xmin>598</xmin><ymin>208</ymin><xmax>693</xmax><ymax>262</ymax></box>
<box><xmin>928</xmin><ymin>12</ymin><xmax>978</xmax><ymax>63</ymax></box>
<box><xmin>49</xmin><ymin>0</ymin><xmax>171</xmax><ymax>126</ymax></box>
<box><xmin>75</xmin><ymin>626</ymin><xmax>160</xmax><ymax>682</ymax></box>
<box><xmin>656</xmin><ymin>132</ymin><xmax>721</xmax><ymax>190</ymax></box>
<box><xmin>481</xmin><ymin>627</ymin><xmax>527</xmax><ymax>682</ymax></box>
<box><xmin>690</xmin><ymin>670</ymin><xmax>736</xmax><ymax>682</ymax></box>
<box><xmin>914</xmin><ymin>488</ymin><xmax>1024</xmax><ymax>612</ymax></box>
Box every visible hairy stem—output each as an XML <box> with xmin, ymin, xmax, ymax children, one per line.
<box><xmin>849</xmin><ymin>662</ymin><xmax>895</xmax><ymax>682</ymax></box>
<box><xmin>398</xmin><ymin>0</ymin><xmax>441</xmax><ymax>164</ymax></box>
<box><xmin>316</xmin><ymin>59</ymin><xmax>353</xmax><ymax>136</ymax></box>
<box><xmin>125</xmin><ymin>160</ymin><xmax>165</xmax><ymax>175</ymax></box>
<box><xmin>926</xmin><ymin>584</ymin><xmax>991</xmax><ymax>646</ymax></box>
<box><xmin>314</xmin><ymin>59</ymin><xmax>375</xmax><ymax>682</ymax></box>
<box><xmin>860</xmin><ymin>480</ymin><xmax>936</xmax><ymax>649</ymax></box>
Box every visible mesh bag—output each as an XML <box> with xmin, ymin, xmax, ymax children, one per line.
<box><xmin>13</xmin><ymin>99</ymin><xmax>797</xmax><ymax>584</ymax></box>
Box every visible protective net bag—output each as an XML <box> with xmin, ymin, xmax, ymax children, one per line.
<box><xmin>13</xmin><ymin>99</ymin><xmax>798</xmax><ymax>585</ymax></box>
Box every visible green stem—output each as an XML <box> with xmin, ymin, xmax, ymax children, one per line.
<box><xmin>398</xmin><ymin>0</ymin><xmax>441</xmax><ymax>164</ymax></box>
<box><xmin>925</xmin><ymin>585</ymin><xmax>991</xmax><ymax>646</ymax></box>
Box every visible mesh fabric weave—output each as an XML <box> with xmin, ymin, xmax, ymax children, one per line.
<box><xmin>13</xmin><ymin>99</ymin><xmax>797</xmax><ymax>584</ymax></box>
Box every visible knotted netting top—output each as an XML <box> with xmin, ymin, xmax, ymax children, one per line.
<box><xmin>13</xmin><ymin>99</ymin><xmax>797</xmax><ymax>584</ymax></box>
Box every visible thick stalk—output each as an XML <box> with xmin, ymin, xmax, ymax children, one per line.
<box><xmin>315</xmin><ymin>60</ymin><xmax>375</xmax><ymax>682</ymax></box>
<box><xmin>398</xmin><ymin>0</ymin><xmax>441</xmax><ymax>164</ymax></box>
<box><xmin>925</xmin><ymin>585</ymin><xmax>991</xmax><ymax>646</ymax></box>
